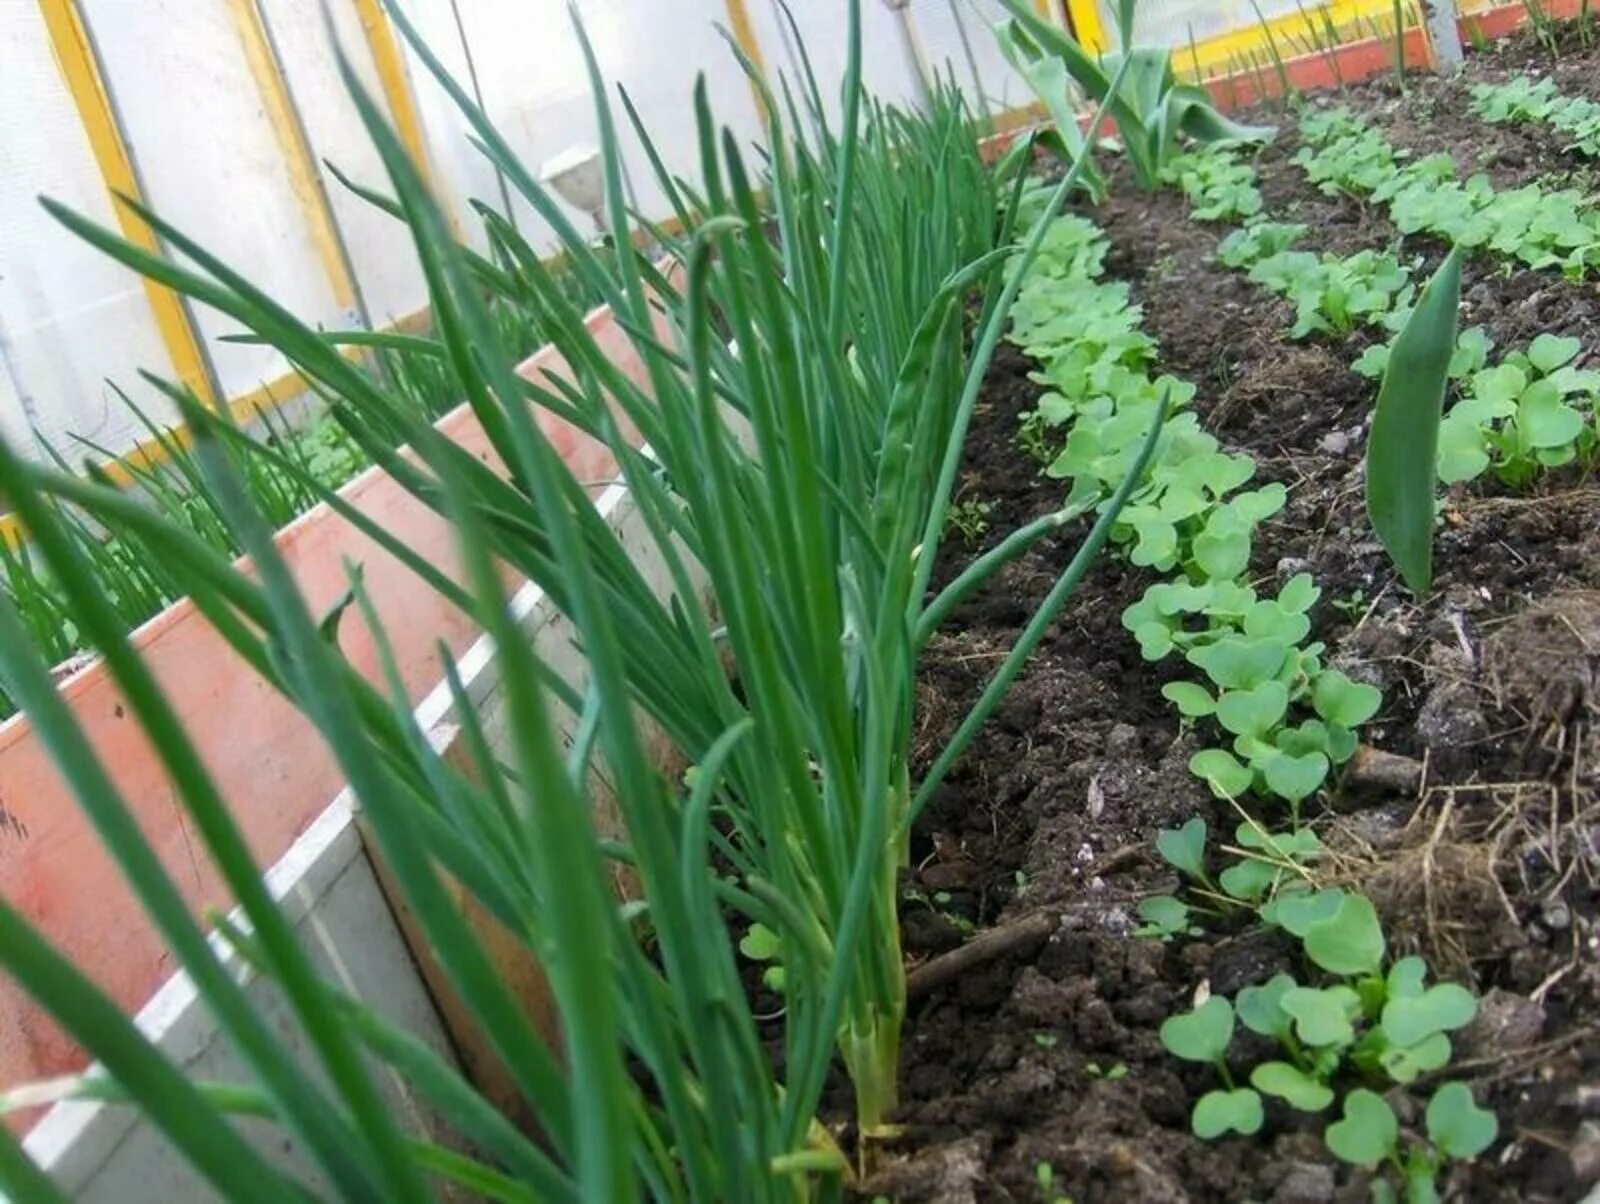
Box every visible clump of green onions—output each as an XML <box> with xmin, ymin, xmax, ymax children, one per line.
<box><xmin>0</xmin><ymin>0</ymin><xmax>1152</xmax><ymax>1195</ymax></box>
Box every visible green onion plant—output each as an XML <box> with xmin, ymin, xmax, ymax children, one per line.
<box><xmin>0</xmin><ymin>0</ymin><xmax>1153</xmax><ymax>1195</ymax></box>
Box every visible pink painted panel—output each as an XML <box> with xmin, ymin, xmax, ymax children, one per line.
<box><xmin>0</xmin><ymin>299</ymin><xmax>660</xmax><ymax>1100</ymax></box>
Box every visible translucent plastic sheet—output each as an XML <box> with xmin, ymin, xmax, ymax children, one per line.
<box><xmin>3</xmin><ymin>0</ymin><xmax>1038</xmax><ymax>460</ymax></box>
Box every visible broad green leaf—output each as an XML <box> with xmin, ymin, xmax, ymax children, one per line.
<box><xmin>1381</xmin><ymin>984</ymin><xmax>1477</xmax><ymax>1047</ymax></box>
<box><xmin>1278</xmin><ymin>573</ymin><xmax>1319</xmax><ymax>615</ymax></box>
<box><xmin>1326</xmin><ymin>1089</ymin><xmax>1399</xmax><ymax>1168</ymax></box>
<box><xmin>1216</xmin><ymin>681</ymin><xmax>1290</xmax><ymax>738</ymax></box>
<box><xmin>1188</xmin><ymin>637</ymin><xmax>1290</xmax><ymax>690</ymax></box>
<box><xmin>1437</xmin><ymin>411</ymin><xmax>1491</xmax><ymax>484</ymax></box>
<box><xmin>1274</xmin><ymin>719</ymin><xmax>1333</xmax><ymax>760</ymax></box>
<box><xmin>738</xmin><ymin>924</ymin><xmax>781</xmax><ymax>962</ymax></box>
<box><xmin>1262</xmin><ymin>750</ymin><xmax>1329</xmax><ymax>803</ymax></box>
<box><xmin>1517</xmin><ymin>380</ymin><xmax>1585</xmax><ymax>449</ymax></box>
<box><xmin>1156</xmin><ymin>817</ymin><xmax>1208</xmax><ymax>879</ymax></box>
<box><xmin>1189</xmin><ymin>748</ymin><xmax>1254</xmax><ymax>799</ymax></box>
<box><xmin>1236</xmin><ymin>973</ymin><xmax>1296</xmax><ymax>1039</ymax></box>
<box><xmin>1191</xmin><ymin>1087</ymin><xmax>1264</xmax><ymax>1139</ymax></box>
<box><xmin>1310</xmin><ymin>669</ymin><xmax>1382</xmax><ymax>728</ymax></box>
<box><xmin>1159</xmin><ymin>996</ymin><xmax>1235</xmax><ymax>1063</ymax></box>
<box><xmin>1366</xmin><ymin>247</ymin><xmax>1463</xmax><ymax>596</ymax></box>
<box><xmin>1304</xmin><ymin>893</ymin><xmax>1386</xmax><ymax>977</ymax></box>
<box><xmin>1281</xmin><ymin>985</ymin><xmax>1359</xmax><ymax>1047</ymax></box>
<box><xmin>1162</xmin><ymin>681</ymin><xmax>1217</xmax><ymax>717</ymax></box>
<box><xmin>1193</xmin><ymin>510</ymin><xmax>1252</xmax><ymax>580</ymax></box>
<box><xmin>1379</xmin><ymin>1031</ymin><xmax>1452</xmax><ymax>1083</ymax></box>
<box><xmin>1243</xmin><ymin>600</ymin><xmax>1311</xmax><ymax>644</ymax></box>
<box><xmin>1528</xmin><ymin>332</ymin><xmax>1581</xmax><ymax>374</ymax></box>
<box><xmin>1134</xmin><ymin>621</ymin><xmax>1176</xmax><ymax>661</ymax></box>
<box><xmin>1219</xmin><ymin>858</ymin><xmax>1280</xmax><ymax>901</ymax></box>
<box><xmin>1136</xmin><ymin>895</ymin><xmax>1192</xmax><ymax>936</ymax></box>
<box><xmin>1470</xmin><ymin>363</ymin><xmax>1526</xmax><ymax>413</ymax></box>
<box><xmin>1425</xmin><ymin>1082</ymin><xmax>1498</xmax><ymax>1159</ymax></box>
<box><xmin>1234</xmin><ymin>821</ymin><xmax>1321</xmax><ymax>860</ymax></box>
<box><xmin>1261</xmin><ymin>887</ymin><xmax>1346</xmax><ymax>936</ymax></box>
<box><xmin>1250</xmin><ymin>1061</ymin><xmax>1334</xmax><ymax>1111</ymax></box>
<box><xmin>1386</xmin><ymin>956</ymin><xmax>1428</xmax><ymax>999</ymax></box>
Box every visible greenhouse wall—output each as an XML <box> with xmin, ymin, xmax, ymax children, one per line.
<box><xmin>0</xmin><ymin>0</ymin><xmax>1031</xmax><ymax>471</ymax></box>
<box><xmin>0</xmin><ymin>0</ymin><xmax>1572</xmax><ymax>1172</ymax></box>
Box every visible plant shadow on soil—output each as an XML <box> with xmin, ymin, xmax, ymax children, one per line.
<box><xmin>856</xmin><ymin>31</ymin><xmax>1600</xmax><ymax>1204</ymax></box>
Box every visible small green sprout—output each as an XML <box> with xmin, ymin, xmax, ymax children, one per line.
<box><xmin>739</xmin><ymin>923</ymin><xmax>786</xmax><ymax>992</ymax></box>
<box><xmin>1035</xmin><ymin>1160</ymin><xmax>1074</xmax><ymax>1204</ymax></box>
<box><xmin>946</xmin><ymin>497</ymin><xmax>994</xmax><ymax>547</ymax></box>
<box><xmin>1330</xmin><ymin>589</ymin><xmax>1368</xmax><ymax>619</ymax></box>
<box><xmin>1162</xmin><ymin>145</ymin><xmax>1265</xmax><ymax>223</ymax></box>
<box><xmin>1297</xmin><ymin>106</ymin><xmax>1600</xmax><ymax>277</ymax></box>
<box><xmin>1083</xmin><ymin>1060</ymin><xmax>1128</xmax><ymax>1080</ymax></box>
<box><xmin>1161</xmin><ymin>997</ymin><xmax>1264</xmax><ymax>1137</ymax></box>
<box><xmin>1135</xmin><ymin>894</ymin><xmax>1200</xmax><ymax>940</ymax></box>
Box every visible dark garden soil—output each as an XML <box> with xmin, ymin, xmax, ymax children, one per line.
<box><xmin>867</xmin><ymin>29</ymin><xmax>1600</xmax><ymax>1204</ymax></box>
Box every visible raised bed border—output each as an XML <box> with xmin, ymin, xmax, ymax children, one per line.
<box><xmin>0</xmin><ymin>298</ymin><xmax>653</xmax><ymax>1101</ymax></box>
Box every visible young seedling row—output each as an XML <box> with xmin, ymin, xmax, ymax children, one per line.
<box><xmin>3</xmin><ymin>0</ymin><xmax>1598</xmax><ymax>1197</ymax></box>
<box><xmin>1006</xmin><ymin>206</ymin><xmax>1496</xmax><ymax>1197</ymax></box>
<box><xmin>1169</xmin><ymin>143</ymin><xmax>1600</xmax><ymax>490</ymax></box>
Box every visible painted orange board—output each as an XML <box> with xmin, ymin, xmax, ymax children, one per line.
<box><xmin>976</xmin><ymin>0</ymin><xmax>1588</xmax><ymax>159</ymax></box>
<box><xmin>0</xmin><ymin>300</ymin><xmax>658</xmax><ymax>1101</ymax></box>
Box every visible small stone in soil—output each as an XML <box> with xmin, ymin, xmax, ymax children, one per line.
<box><xmin>1570</xmin><ymin>1120</ymin><xmax>1600</xmax><ymax>1190</ymax></box>
<box><xmin>1416</xmin><ymin>679</ymin><xmax>1490</xmax><ymax>757</ymax></box>
<box><xmin>1268</xmin><ymin>1160</ymin><xmax>1336</xmax><ymax>1204</ymax></box>
<box><xmin>1460</xmin><ymin>987</ymin><xmax>1548</xmax><ymax>1060</ymax></box>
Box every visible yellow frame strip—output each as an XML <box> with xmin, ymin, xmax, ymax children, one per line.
<box><xmin>225</xmin><ymin>0</ymin><xmax>357</xmax><ymax>311</ymax></box>
<box><xmin>1064</xmin><ymin>0</ymin><xmax>1111</xmax><ymax>51</ymax></box>
<box><xmin>351</xmin><ymin>0</ymin><xmax>456</xmax><ymax>230</ymax></box>
<box><xmin>1175</xmin><ymin>0</ymin><xmax>1401</xmax><ymax>79</ymax></box>
<box><xmin>36</xmin><ymin>0</ymin><xmax>219</xmax><ymax>408</ymax></box>
<box><xmin>1060</xmin><ymin>0</ymin><xmax>1395</xmax><ymax>73</ymax></box>
<box><xmin>722</xmin><ymin>0</ymin><xmax>771</xmax><ymax>124</ymax></box>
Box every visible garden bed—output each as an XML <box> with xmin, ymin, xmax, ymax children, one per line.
<box><xmin>869</xmin><ymin>34</ymin><xmax>1600</xmax><ymax>1204</ymax></box>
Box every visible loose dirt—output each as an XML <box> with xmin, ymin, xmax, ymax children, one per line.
<box><xmin>871</xmin><ymin>29</ymin><xmax>1600</xmax><ymax>1202</ymax></box>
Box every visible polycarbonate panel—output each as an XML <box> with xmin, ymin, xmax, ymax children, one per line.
<box><xmin>260</xmin><ymin>0</ymin><xmax>430</xmax><ymax>328</ymax></box>
<box><xmin>83</xmin><ymin>0</ymin><xmax>351</xmax><ymax>400</ymax></box>
<box><xmin>0</xmin><ymin>4</ymin><xmax>181</xmax><ymax>460</ymax></box>
<box><xmin>748</xmin><ymin>0</ymin><xmax>925</xmax><ymax>127</ymax></box>
<box><xmin>388</xmin><ymin>0</ymin><xmax>499</xmax><ymax>255</ymax></box>
<box><xmin>1121</xmin><ymin>0</ymin><xmax>1301</xmax><ymax>48</ymax></box>
<box><xmin>907</xmin><ymin>0</ymin><xmax>1034</xmax><ymax>117</ymax></box>
<box><xmin>394</xmin><ymin>0</ymin><xmax>767</xmax><ymax>260</ymax></box>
